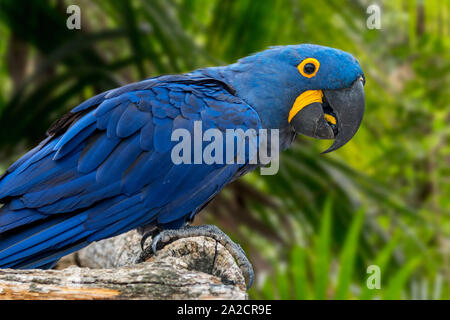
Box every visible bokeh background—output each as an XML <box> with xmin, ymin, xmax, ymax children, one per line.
<box><xmin>0</xmin><ymin>0</ymin><xmax>448</xmax><ymax>299</ymax></box>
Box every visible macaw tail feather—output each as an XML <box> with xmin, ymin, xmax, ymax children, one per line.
<box><xmin>0</xmin><ymin>206</ymin><xmax>89</xmax><ymax>269</ymax></box>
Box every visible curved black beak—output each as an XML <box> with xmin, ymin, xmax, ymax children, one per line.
<box><xmin>291</xmin><ymin>79</ymin><xmax>365</xmax><ymax>153</ymax></box>
<box><xmin>322</xmin><ymin>79</ymin><xmax>365</xmax><ymax>153</ymax></box>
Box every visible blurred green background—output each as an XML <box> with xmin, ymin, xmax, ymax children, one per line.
<box><xmin>0</xmin><ymin>0</ymin><xmax>448</xmax><ymax>299</ymax></box>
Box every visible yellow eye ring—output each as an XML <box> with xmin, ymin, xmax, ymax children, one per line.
<box><xmin>298</xmin><ymin>58</ymin><xmax>320</xmax><ymax>78</ymax></box>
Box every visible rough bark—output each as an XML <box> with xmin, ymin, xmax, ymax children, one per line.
<box><xmin>0</xmin><ymin>231</ymin><xmax>247</xmax><ymax>300</ymax></box>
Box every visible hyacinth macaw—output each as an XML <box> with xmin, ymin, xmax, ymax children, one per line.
<box><xmin>0</xmin><ymin>44</ymin><xmax>365</xmax><ymax>287</ymax></box>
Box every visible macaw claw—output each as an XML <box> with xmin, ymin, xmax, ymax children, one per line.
<box><xmin>140</xmin><ymin>224</ymin><xmax>254</xmax><ymax>289</ymax></box>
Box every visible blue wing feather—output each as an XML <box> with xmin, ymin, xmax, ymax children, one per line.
<box><xmin>53</xmin><ymin>123</ymin><xmax>96</xmax><ymax>160</ymax></box>
<box><xmin>139</xmin><ymin>121</ymin><xmax>154</xmax><ymax>151</ymax></box>
<box><xmin>116</xmin><ymin>103</ymin><xmax>150</xmax><ymax>138</ymax></box>
<box><xmin>78</xmin><ymin>133</ymin><xmax>121</xmax><ymax>173</ymax></box>
<box><xmin>153</xmin><ymin>117</ymin><xmax>175</xmax><ymax>153</ymax></box>
<box><xmin>0</xmin><ymin>208</ymin><xmax>46</xmax><ymax>233</ymax></box>
<box><xmin>21</xmin><ymin>172</ymin><xmax>96</xmax><ymax>208</ymax></box>
<box><xmin>95</xmin><ymin>133</ymin><xmax>142</xmax><ymax>184</ymax></box>
<box><xmin>53</xmin><ymin>110</ymin><xmax>96</xmax><ymax>151</ymax></box>
<box><xmin>106</xmin><ymin>103</ymin><xmax>127</xmax><ymax>138</ymax></box>
<box><xmin>37</xmin><ymin>181</ymin><xmax>122</xmax><ymax>214</ymax></box>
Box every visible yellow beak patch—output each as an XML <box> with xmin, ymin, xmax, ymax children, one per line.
<box><xmin>288</xmin><ymin>90</ymin><xmax>324</xmax><ymax>122</ymax></box>
<box><xmin>324</xmin><ymin>113</ymin><xmax>336</xmax><ymax>125</ymax></box>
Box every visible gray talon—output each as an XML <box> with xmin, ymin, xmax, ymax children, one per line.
<box><xmin>151</xmin><ymin>233</ymin><xmax>162</xmax><ymax>256</ymax></box>
<box><xmin>142</xmin><ymin>224</ymin><xmax>255</xmax><ymax>289</ymax></box>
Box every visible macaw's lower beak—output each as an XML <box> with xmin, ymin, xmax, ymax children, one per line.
<box><xmin>290</xmin><ymin>79</ymin><xmax>365</xmax><ymax>153</ymax></box>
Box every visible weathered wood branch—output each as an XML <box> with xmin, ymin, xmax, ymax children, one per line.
<box><xmin>0</xmin><ymin>231</ymin><xmax>247</xmax><ymax>300</ymax></box>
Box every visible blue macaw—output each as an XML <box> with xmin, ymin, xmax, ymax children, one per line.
<box><xmin>0</xmin><ymin>44</ymin><xmax>365</xmax><ymax>286</ymax></box>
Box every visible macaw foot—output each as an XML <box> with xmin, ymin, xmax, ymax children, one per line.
<box><xmin>141</xmin><ymin>224</ymin><xmax>254</xmax><ymax>289</ymax></box>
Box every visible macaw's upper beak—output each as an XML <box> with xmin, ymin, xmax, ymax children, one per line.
<box><xmin>290</xmin><ymin>78</ymin><xmax>365</xmax><ymax>153</ymax></box>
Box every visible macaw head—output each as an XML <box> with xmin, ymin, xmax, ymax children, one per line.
<box><xmin>221</xmin><ymin>44</ymin><xmax>365</xmax><ymax>153</ymax></box>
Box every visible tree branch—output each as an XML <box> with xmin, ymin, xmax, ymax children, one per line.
<box><xmin>0</xmin><ymin>231</ymin><xmax>247</xmax><ymax>300</ymax></box>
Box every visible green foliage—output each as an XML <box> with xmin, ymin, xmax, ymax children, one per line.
<box><xmin>0</xmin><ymin>0</ymin><xmax>448</xmax><ymax>299</ymax></box>
<box><xmin>250</xmin><ymin>205</ymin><xmax>431</xmax><ymax>300</ymax></box>
<box><xmin>335</xmin><ymin>207</ymin><xmax>364</xmax><ymax>299</ymax></box>
<box><xmin>314</xmin><ymin>198</ymin><xmax>333</xmax><ymax>299</ymax></box>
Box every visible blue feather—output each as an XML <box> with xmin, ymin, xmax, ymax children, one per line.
<box><xmin>0</xmin><ymin>213</ymin><xmax>87</xmax><ymax>263</ymax></box>
<box><xmin>8</xmin><ymin>138</ymin><xmax>59</xmax><ymax>177</ymax></box>
<box><xmin>153</xmin><ymin>117</ymin><xmax>174</xmax><ymax>153</ymax></box>
<box><xmin>122</xmin><ymin>151</ymin><xmax>172</xmax><ymax>195</ymax></box>
<box><xmin>116</xmin><ymin>103</ymin><xmax>151</xmax><ymax>138</ymax></box>
<box><xmin>86</xmin><ymin>202</ymin><xmax>143</xmax><ymax>232</ymax></box>
<box><xmin>151</xmin><ymin>100</ymin><xmax>180</xmax><ymax>118</ymax></box>
<box><xmin>0</xmin><ymin>223</ymin><xmax>86</xmax><ymax>266</ymax></box>
<box><xmin>152</xmin><ymin>87</ymin><xmax>170</xmax><ymax>102</ymax></box>
<box><xmin>94</xmin><ymin>95</ymin><xmax>128</xmax><ymax>117</ymax></box>
<box><xmin>53</xmin><ymin>110</ymin><xmax>96</xmax><ymax>151</ymax></box>
<box><xmin>0</xmin><ymin>207</ymin><xmax>46</xmax><ymax>233</ymax></box>
<box><xmin>72</xmin><ymin>91</ymin><xmax>109</xmax><ymax>113</ymax></box>
<box><xmin>158</xmin><ymin>164</ymin><xmax>239</xmax><ymax>224</ymax></box>
<box><xmin>139</xmin><ymin>121</ymin><xmax>154</xmax><ymax>151</ymax></box>
<box><xmin>15</xmin><ymin>241</ymin><xmax>89</xmax><ymax>269</ymax></box>
<box><xmin>3</xmin><ymin>136</ymin><xmax>53</xmax><ymax>175</ymax></box>
<box><xmin>142</xmin><ymin>164</ymin><xmax>193</xmax><ymax>208</ymax></box>
<box><xmin>106</xmin><ymin>103</ymin><xmax>126</xmax><ymax>138</ymax></box>
<box><xmin>21</xmin><ymin>172</ymin><xmax>96</xmax><ymax>208</ymax></box>
<box><xmin>78</xmin><ymin>133</ymin><xmax>121</xmax><ymax>173</ymax></box>
<box><xmin>37</xmin><ymin>181</ymin><xmax>122</xmax><ymax>214</ymax></box>
<box><xmin>53</xmin><ymin>123</ymin><xmax>96</xmax><ymax>160</ymax></box>
<box><xmin>96</xmin><ymin>133</ymin><xmax>142</xmax><ymax>184</ymax></box>
<box><xmin>87</xmin><ymin>207</ymin><xmax>156</xmax><ymax>242</ymax></box>
<box><xmin>85</xmin><ymin>194</ymin><xmax>141</xmax><ymax>228</ymax></box>
<box><xmin>0</xmin><ymin>149</ymin><xmax>79</xmax><ymax>197</ymax></box>
<box><xmin>96</xmin><ymin>108</ymin><xmax>113</xmax><ymax>130</ymax></box>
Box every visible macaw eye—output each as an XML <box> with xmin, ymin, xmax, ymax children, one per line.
<box><xmin>304</xmin><ymin>63</ymin><xmax>316</xmax><ymax>74</ymax></box>
<box><xmin>298</xmin><ymin>58</ymin><xmax>320</xmax><ymax>78</ymax></box>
